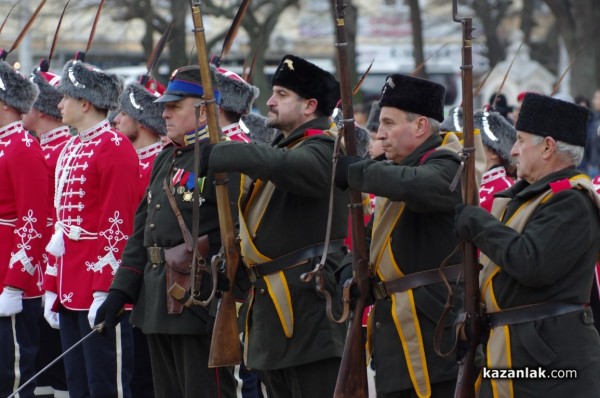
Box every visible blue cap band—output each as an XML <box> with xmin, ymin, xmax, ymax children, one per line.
<box><xmin>165</xmin><ymin>79</ymin><xmax>221</xmax><ymax>104</ymax></box>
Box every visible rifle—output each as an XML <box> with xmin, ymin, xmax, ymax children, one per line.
<box><xmin>452</xmin><ymin>2</ymin><xmax>482</xmax><ymax>397</ymax></box>
<box><xmin>331</xmin><ymin>0</ymin><xmax>370</xmax><ymax>397</ymax></box>
<box><xmin>189</xmin><ymin>0</ymin><xmax>242</xmax><ymax>367</ymax></box>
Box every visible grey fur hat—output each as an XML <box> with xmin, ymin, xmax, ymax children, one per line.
<box><xmin>29</xmin><ymin>70</ymin><xmax>62</xmax><ymax>120</ymax></box>
<box><xmin>216</xmin><ymin>68</ymin><xmax>259</xmax><ymax>115</ymax></box>
<box><xmin>440</xmin><ymin>106</ymin><xmax>463</xmax><ymax>132</ymax></box>
<box><xmin>474</xmin><ymin>110</ymin><xmax>516</xmax><ymax>162</ymax></box>
<box><xmin>58</xmin><ymin>60</ymin><xmax>123</xmax><ymax>111</ymax></box>
<box><xmin>119</xmin><ymin>83</ymin><xmax>166</xmax><ymax>136</ymax></box>
<box><xmin>365</xmin><ymin>101</ymin><xmax>381</xmax><ymax>132</ymax></box>
<box><xmin>354</xmin><ymin>124</ymin><xmax>370</xmax><ymax>158</ymax></box>
<box><xmin>0</xmin><ymin>61</ymin><xmax>39</xmax><ymax>114</ymax></box>
<box><xmin>241</xmin><ymin>113</ymin><xmax>279</xmax><ymax>144</ymax></box>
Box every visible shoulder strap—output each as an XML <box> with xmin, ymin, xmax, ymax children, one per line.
<box><xmin>163</xmin><ymin>172</ymin><xmax>194</xmax><ymax>252</ymax></box>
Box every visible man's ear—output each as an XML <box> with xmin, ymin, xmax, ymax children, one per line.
<box><xmin>542</xmin><ymin>136</ymin><xmax>557</xmax><ymax>158</ymax></box>
<box><xmin>304</xmin><ymin>98</ymin><xmax>318</xmax><ymax>115</ymax></box>
<box><xmin>415</xmin><ymin>116</ymin><xmax>429</xmax><ymax>137</ymax></box>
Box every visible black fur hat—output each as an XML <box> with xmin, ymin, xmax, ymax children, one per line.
<box><xmin>440</xmin><ymin>106</ymin><xmax>463</xmax><ymax>132</ymax></box>
<box><xmin>58</xmin><ymin>60</ymin><xmax>123</xmax><ymax>111</ymax></box>
<box><xmin>240</xmin><ymin>113</ymin><xmax>279</xmax><ymax>144</ymax></box>
<box><xmin>474</xmin><ymin>110</ymin><xmax>516</xmax><ymax>162</ymax></box>
<box><xmin>29</xmin><ymin>70</ymin><xmax>62</xmax><ymax>120</ymax></box>
<box><xmin>378</xmin><ymin>74</ymin><xmax>446</xmax><ymax>122</ymax></box>
<box><xmin>515</xmin><ymin>93</ymin><xmax>589</xmax><ymax>147</ymax></box>
<box><xmin>0</xmin><ymin>61</ymin><xmax>39</xmax><ymax>114</ymax></box>
<box><xmin>365</xmin><ymin>101</ymin><xmax>381</xmax><ymax>132</ymax></box>
<box><xmin>217</xmin><ymin>68</ymin><xmax>259</xmax><ymax>115</ymax></box>
<box><xmin>119</xmin><ymin>83</ymin><xmax>166</xmax><ymax>136</ymax></box>
<box><xmin>271</xmin><ymin>54</ymin><xmax>340</xmax><ymax>116</ymax></box>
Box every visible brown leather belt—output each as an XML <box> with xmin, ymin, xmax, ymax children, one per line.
<box><xmin>147</xmin><ymin>246</ymin><xmax>167</xmax><ymax>265</ymax></box>
<box><xmin>246</xmin><ymin>240</ymin><xmax>346</xmax><ymax>283</ymax></box>
<box><xmin>372</xmin><ymin>264</ymin><xmax>463</xmax><ymax>300</ymax></box>
<box><xmin>486</xmin><ymin>302</ymin><xmax>586</xmax><ymax>328</ymax></box>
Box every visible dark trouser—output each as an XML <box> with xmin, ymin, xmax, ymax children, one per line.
<box><xmin>377</xmin><ymin>379</ymin><xmax>456</xmax><ymax>398</ymax></box>
<box><xmin>35</xmin><ymin>312</ymin><xmax>67</xmax><ymax>392</ymax></box>
<box><xmin>59</xmin><ymin>309</ymin><xmax>133</xmax><ymax>398</ymax></box>
<box><xmin>259</xmin><ymin>357</ymin><xmax>341</xmax><ymax>398</ymax></box>
<box><xmin>131</xmin><ymin>327</ymin><xmax>155</xmax><ymax>398</ymax></box>
<box><xmin>235</xmin><ymin>361</ymin><xmax>265</xmax><ymax>398</ymax></box>
<box><xmin>0</xmin><ymin>298</ymin><xmax>42</xmax><ymax>398</ymax></box>
<box><xmin>146</xmin><ymin>333</ymin><xmax>236</xmax><ymax>398</ymax></box>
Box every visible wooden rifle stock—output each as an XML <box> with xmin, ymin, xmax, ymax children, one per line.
<box><xmin>189</xmin><ymin>1</ymin><xmax>242</xmax><ymax>367</ymax></box>
<box><xmin>332</xmin><ymin>1</ymin><xmax>370</xmax><ymax>397</ymax></box>
<box><xmin>453</xmin><ymin>2</ymin><xmax>482</xmax><ymax>397</ymax></box>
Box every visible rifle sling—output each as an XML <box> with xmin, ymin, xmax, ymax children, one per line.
<box><xmin>247</xmin><ymin>239</ymin><xmax>346</xmax><ymax>283</ymax></box>
<box><xmin>372</xmin><ymin>264</ymin><xmax>462</xmax><ymax>299</ymax></box>
<box><xmin>485</xmin><ymin>302</ymin><xmax>586</xmax><ymax>328</ymax></box>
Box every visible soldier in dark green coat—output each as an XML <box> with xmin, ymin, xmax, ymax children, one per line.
<box><xmin>456</xmin><ymin>93</ymin><xmax>600</xmax><ymax>398</ymax></box>
<box><xmin>204</xmin><ymin>54</ymin><xmax>349</xmax><ymax>398</ymax></box>
<box><xmin>95</xmin><ymin>66</ymin><xmax>238</xmax><ymax>398</ymax></box>
<box><xmin>336</xmin><ymin>74</ymin><xmax>463</xmax><ymax>397</ymax></box>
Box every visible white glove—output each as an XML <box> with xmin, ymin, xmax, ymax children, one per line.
<box><xmin>44</xmin><ymin>291</ymin><xmax>60</xmax><ymax>329</ymax></box>
<box><xmin>88</xmin><ymin>291</ymin><xmax>108</xmax><ymax>329</ymax></box>
<box><xmin>0</xmin><ymin>287</ymin><xmax>24</xmax><ymax>316</ymax></box>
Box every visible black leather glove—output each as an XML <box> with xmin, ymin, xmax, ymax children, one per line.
<box><xmin>454</xmin><ymin>203</ymin><xmax>466</xmax><ymax>238</ymax></box>
<box><xmin>335</xmin><ymin>155</ymin><xmax>362</xmax><ymax>190</ymax></box>
<box><xmin>94</xmin><ymin>290</ymin><xmax>128</xmax><ymax>330</ymax></box>
<box><xmin>199</xmin><ymin>143</ymin><xmax>215</xmax><ymax>177</ymax></box>
<box><xmin>216</xmin><ymin>270</ymin><xmax>230</xmax><ymax>293</ymax></box>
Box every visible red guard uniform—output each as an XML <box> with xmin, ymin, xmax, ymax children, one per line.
<box><xmin>44</xmin><ymin>120</ymin><xmax>139</xmax><ymax>310</ymax></box>
<box><xmin>136</xmin><ymin>141</ymin><xmax>163</xmax><ymax>202</ymax></box>
<box><xmin>0</xmin><ymin>121</ymin><xmax>48</xmax><ymax>297</ymax></box>
<box><xmin>479</xmin><ymin>166</ymin><xmax>514</xmax><ymax>212</ymax></box>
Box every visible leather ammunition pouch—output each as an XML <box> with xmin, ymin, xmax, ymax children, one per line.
<box><xmin>162</xmin><ymin>235</ymin><xmax>210</xmax><ymax>314</ymax></box>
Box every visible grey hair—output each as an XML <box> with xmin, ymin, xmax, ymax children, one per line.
<box><xmin>405</xmin><ymin>111</ymin><xmax>440</xmax><ymax>135</ymax></box>
<box><xmin>531</xmin><ymin>135</ymin><xmax>584</xmax><ymax>166</ymax></box>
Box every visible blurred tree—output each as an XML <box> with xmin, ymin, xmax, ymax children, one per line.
<box><xmin>543</xmin><ymin>0</ymin><xmax>600</xmax><ymax>98</ymax></box>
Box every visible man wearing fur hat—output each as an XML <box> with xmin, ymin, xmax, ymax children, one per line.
<box><xmin>455</xmin><ymin>93</ymin><xmax>600</xmax><ymax>397</ymax></box>
<box><xmin>115</xmin><ymin>80</ymin><xmax>167</xmax><ymax>202</ymax></box>
<box><xmin>204</xmin><ymin>54</ymin><xmax>348</xmax><ymax>397</ymax></box>
<box><xmin>0</xmin><ymin>60</ymin><xmax>49</xmax><ymax>398</ymax></box>
<box><xmin>24</xmin><ymin>67</ymin><xmax>70</xmax><ymax>398</ymax></box>
<box><xmin>475</xmin><ymin>110</ymin><xmax>517</xmax><ymax>212</ymax></box>
<box><xmin>215</xmin><ymin>67</ymin><xmax>259</xmax><ymax>143</ymax></box>
<box><xmin>42</xmin><ymin>59</ymin><xmax>139</xmax><ymax>398</ymax></box>
<box><xmin>95</xmin><ymin>65</ymin><xmax>238</xmax><ymax>398</ymax></box>
<box><xmin>336</xmin><ymin>74</ymin><xmax>463</xmax><ymax>397</ymax></box>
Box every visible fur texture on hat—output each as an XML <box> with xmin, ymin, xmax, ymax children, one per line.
<box><xmin>365</xmin><ymin>101</ymin><xmax>381</xmax><ymax>132</ymax></box>
<box><xmin>515</xmin><ymin>93</ymin><xmax>589</xmax><ymax>147</ymax></box>
<box><xmin>354</xmin><ymin>124</ymin><xmax>370</xmax><ymax>158</ymax></box>
<box><xmin>241</xmin><ymin>113</ymin><xmax>279</xmax><ymax>144</ymax></box>
<box><xmin>474</xmin><ymin>110</ymin><xmax>516</xmax><ymax>162</ymax></box>
<box><xmin>58</xmin><ymin>60</ymin><xmax>123</xmax><ymax>111</ymax></box>
<box><xmin>217</xmin><ymin>68</ymin><xmax>259</xmax><ymax>115</ymax></box>
<box><xmin>119</xmin><ymin>83</ymin><xmax>166</xmax><ymax>136</ymax></box>
<box><xmin>30</xmin><ymin>70</ymin><xmax>62</xmax><ymax>120</ymax></box>
<box><xmin>378</xmin><ymin>74</ymin><xmax>446</xmax><ymax>122</ymax></box>
<box><xmin>440</xmin><ymin>106</ymin><xmax>463</xmax><ymax>132</ymax></box>
<box><xmin>271</xmin><ymin>54</ymin><xmax>340</xmax><ymax>116</ymax></box>
<box><xmin>0</xmin><ymin>61</ymin><xmax>39</xmax><ymax>114</ymax></box>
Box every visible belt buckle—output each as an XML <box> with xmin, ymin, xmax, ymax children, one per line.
<box><xmin>148</xmin><ymin>247</ymin><xmax>162</xmax><ymax>265</ymax></box>
<box><xmin>372</xmin><ymin>281</ymin><xmax>388</xmax><ymax>300</ymax></box>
